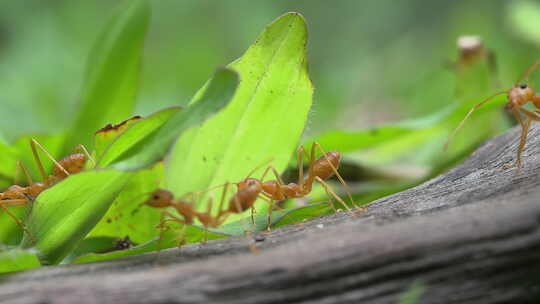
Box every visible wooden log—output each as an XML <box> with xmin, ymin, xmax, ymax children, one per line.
<box><xmin>2</xmin><ymin>125</ymin><xmax>540</xmax><ymax>304</ymax></box>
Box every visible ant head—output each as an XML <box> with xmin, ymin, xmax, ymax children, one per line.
<box><xmin>237</xmin><ymin>178</ymin><xmax>262</xmax><ymax>191</ymax></box>
<box><xmin>508</xmin><ymin>83</ymin><xmax>534</xmax><ymax>107</ymax></box>
<box><xmin>144</xmin><ymin>189</ymin><xmax>174</xmax><ymax>208</ymax></box>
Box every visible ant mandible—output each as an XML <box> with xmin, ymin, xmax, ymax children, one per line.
<box><xmin>445</xmin><ymin>58</ymin><xmax>540</xmax><ymax>170</ymax></box>
<box><xmin>0</xmin><ymin>139</ymin><xmax>93</xmax><ymax>240</ymax></box>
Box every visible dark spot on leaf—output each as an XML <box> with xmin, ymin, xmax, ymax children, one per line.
<box><xmin>106</xmin><ymin>218</ymin><xmax>112</xmax><ymax>223</ymax></box>
<box><xmin>95</xmin><ymin>115</ymin><xmax>143</xmax><ymax>135</ymax></box>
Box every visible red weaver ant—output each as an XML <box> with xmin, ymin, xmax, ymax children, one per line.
<box><xmin>226</xmin><ymin>142</ymin><xmax>360</xmax><ymax>227</ymax></box>
<box><xmin>0</xmin><ymin>139</ymin><xmax>93</xmax><ymax>240</ymax></box>
<box><xmin>445</xmin><ymin>58</ymin><xmax>540</xmax><ymax>170</ymax></box>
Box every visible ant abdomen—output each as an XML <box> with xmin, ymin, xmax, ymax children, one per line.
<box><xmin>54</xmin><ymin>153</ymin><xmax>87</xmax><ymax>178</ymax></box>
<box><xmin>311</xmin><ymin>151</ymin><xmax>340</xmax><ymax>180</ymax></box>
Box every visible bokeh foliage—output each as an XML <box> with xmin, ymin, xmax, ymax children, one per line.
<box><xmin>1</xmin><ymin>0</ymin><xmax>540</xmax><ymax>272</ymax></box>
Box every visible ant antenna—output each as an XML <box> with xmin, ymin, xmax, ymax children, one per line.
<box><xmin>74</xmin><ymin>144</ymin><xmax>96</xmax><ymax>168</ymax></box>
<box><xmin>444</xmin><ymin>91</ymin><xmax>506</xmax><ymax>151</ymax></box>
<box><xmin>30</xmin><ymin>139</ymin><xmax>70</xmax><ymax>178</ymax></box>
<box><xmin>244</xmin><ymin>157</ymin><xmax>275</xmax><ymax>180</ymax></box>
<box><xmin>516</xmin><ymin>58</ymin><xmax>540</xmax><ymax>85</ymax></box>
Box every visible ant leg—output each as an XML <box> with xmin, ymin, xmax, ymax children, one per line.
<box><xmin>255</xmin><ymin>194</ymin><xmax>274</xmax><ymax>231</ymax></box>
<box><xmin>243</xmin><ymin>157</ymin><xmax>276</xmax><ymax>180</ymax></box>
<box><xmin>215</xmin><ymin>182</ymin><xmax>231</xmax><ymax>225</ymax></box>
<box><xmin>156</xmin><ymin>212</ymin><xmax>167</xmax><ymax>252</ymax></box>
<box><xmin>315</xmin><ymin>176</ymin><xmax>356</xmax><ymax>216</ymax></box>
<box><xmin>250</xmin><ymin>207</ymin><xmax>256</xmax><ymax>226</ymax></box>
<box><xmin>160</xmin><ymin>211</ymin><xmax>188</xmax><ymax>226</ymax></box>
<box><xmin>30</xmin><ymin>139</ymin><xmax>69</xmax><ymax>180</ymax></box>
<box><xmin>0</xmin><ymin>199</ymin><xmax>29</xmax><ymax>207</ymax></box>
<box><xmin>518</xmin><ymin>107</ymin><xmax>540</xmax><ymax>122</ymax></box>
<box><xmin>230</xmin><ymin>195</ymin><xmax>255</xmax><ymax>234</ymax></box>
<box><xmin>258</xmin><ymin>194</ymin><xmax>299</xmax><ymax>231</ymax></box>
<box><xmin>74</xmin><ymin>144</ymin><xmax>96</xmax><ymax>168</ymax></box>
<box><xmin>0</xmin><ymin>204</ymin><xmax>36</xmax><ymax>244</ymax></box>
<box><xmin>313</xmin><ymin>142</ymin><xmax>361</xmax><ymax>210</ymax></box>
<box><xmin>296</xmin><ymin>145</ymin><xmax>309</xmax><ymax>191</ymax></box>
<box><xmin>29</xmin><ymin>139</ymin><xmax>48</xmax><ymax>182</ymax></box>
<box><xmin>17</xmin><ymin>161</ymin><xmax>34</xmax><ymax>186</ymax></box>
<box><xmin>444</xmin><ymin>91</ymin><xmax>507</xmax><ymax>150</ymax></box>
<box><xmin>13</xmin><ymin>161</ymin><xmax>21</xmax><ymax>185</ymax></box>
<box><xmin>503</xmin><ymin>109</ymin><xmax>530</xmax><ymax>170</ymax></box>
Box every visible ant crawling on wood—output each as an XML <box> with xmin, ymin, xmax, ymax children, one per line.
<box><xmin>445</xmin><ymin>58</ymin><xmax>540</xmax><ymax>170</ymax></box>
<box><xmin>143</xmin><ymin>143</ymin><xmax>360</xmax><ymax>235</ymax></box>
<box><xmin>228</xmin><ymin>142</ymin><xmax>360</xmax><ymax>227</ymax></box>
<box><xmin>0</xmin><ymin>139</ymin><xmax>93</xmax><ymax>240</ymax></box>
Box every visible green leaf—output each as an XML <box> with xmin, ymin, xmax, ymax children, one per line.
<box><xmin>87</xmin><ymin>164</ymin><xmax>164</xmax><ymax>244</ymax></box>
<box><xmin>96</xmin><ymin>108</ymin><xmax>179</xmax><ymax>167</ymax></box>
<box><xmin>61</xmin><ymin>236</ymin><xmax>119</xmax><ymax>264</ymax></box>
<box><xmin>72</xmin><ymin>234</ymin><xmax>176</xmax><ymax>264</ymax></box>
<box><xmin>305</xmin><ymin>92</ymin><xmax>507</xmax><ymax>170</ymax></box>
<box><xmin>166</xmin><ymin>13</ymin><xmax>313</xmax><ymax>214</ymax></box>
<box><xmin>0</xmin><ymin>140</ymin><xmax>18</xmax><ymax>188</ymax></box>
<box><xmin>20</xmin><ymin>170</ymin><xmax>132</xmax><ymax>265</ymax></box>
<box><xmin>0</xmin><ymin>208</ymin><xmax>24</xmax><ymax>246</ymax></box>
<box><xmin>110</xmin><ymin>68</ymin><xmax>239</xmax><ymax>170</ymax></box>
<box><xmin>399</xmin><ymin>281</ymin><xmax>426</xmax><ymax>304</ymax></box>
<box><xmin>62</xmin><ymin>0</ymin><xmax>150</xmax><ymax>153</ymax></box>
<box><xmin>0</xmin><ymin>247</ymin><xmax>41</xmax><ymax>274</ymax></box>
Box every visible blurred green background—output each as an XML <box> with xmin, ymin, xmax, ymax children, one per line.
<box><xmin>0</xmin><ymin>0</ymin><xmax>539</xmax><ymax>142</ymax></box>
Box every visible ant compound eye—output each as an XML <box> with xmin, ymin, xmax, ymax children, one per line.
<box><xmin>248</xmin><ymin>181</ymin><xmax>256</xmax><ymax>186</ymax></box>
<box><xmin>153</xmin><ymin>194</ymin><xmax>160</xmax><ymax>200</ymax></box>
<box><xmin>520</xmin><ymin>83</ymin><xmax>528</xmax><ymax>89</ymax></box>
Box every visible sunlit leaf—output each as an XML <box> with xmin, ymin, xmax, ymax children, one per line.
<box><xmin>166</xmin><ymin>13</ymin><xmax>313</xmax><ymax>220</ymax></box>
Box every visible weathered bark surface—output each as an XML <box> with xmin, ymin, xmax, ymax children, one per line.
<box><xmin>2</xmin><ymin>125</ymin><xmax>540</xmax><ymax>304</ymax></box>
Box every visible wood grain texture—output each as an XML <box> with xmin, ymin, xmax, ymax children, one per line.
<box><xmin>2</xmin><ymin>125</ymin><xmax>540</xmax><ymax>304</ymax></box>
